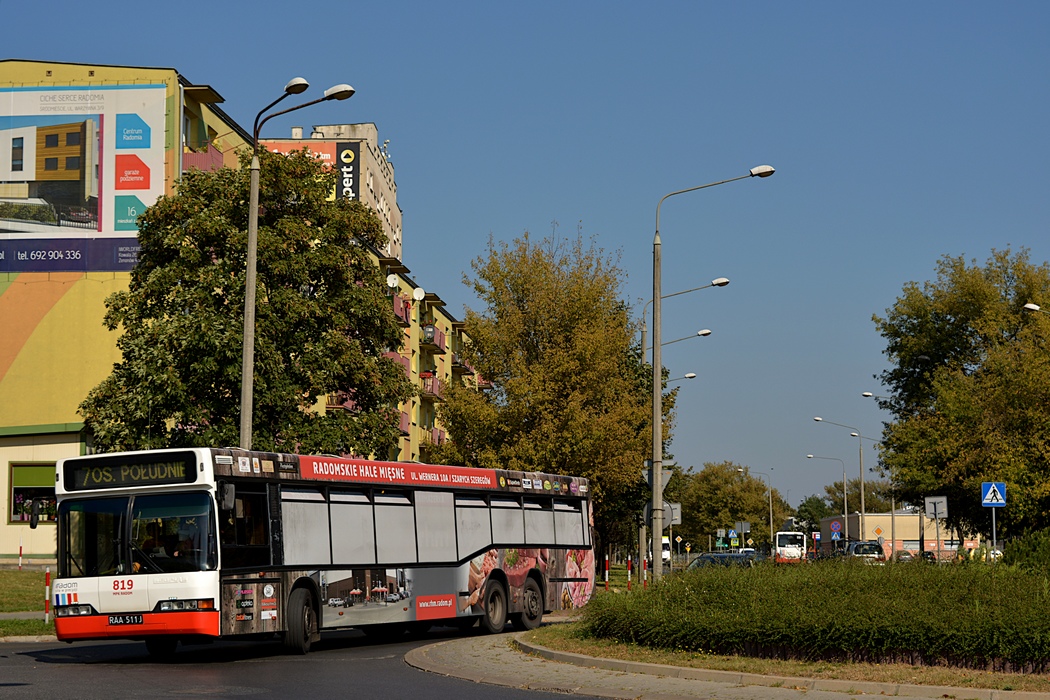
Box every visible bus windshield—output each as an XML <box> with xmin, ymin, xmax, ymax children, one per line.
<box><xmin>59</xmin><ymin>492</ymin><xmax>216</xmax><ymax>577</ymax></box>
<box><xmin>777</xmin><ymin>532</ymin><xmax>805</xmax><ymax>548</ymax></box>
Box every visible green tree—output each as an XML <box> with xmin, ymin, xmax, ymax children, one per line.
<box><xmin>676</xmin><ymin>462</ymin><xmax>791</xmax><ymax>550</ymax></box>
<box><xmin>795</xmin><ymin>494</ymin><xmax>832</xmax><ymax>535</ymax></box>
<box><xmin>428</xmin><ymin>232</ymin><xmax>658</xmax><ymax>556</ymax></box>
<box><xmin>821</xmin><ymin>477</ymin><xmax>894</xmax><ymax>519</ymax></box>
<box><xmin>80</xmin><ymin>149</ymin><xmax>415</xmax><ymax>455</ymax></box>
<box><xmin>873</xmin><ymin>248</ymin><xmax>1050</xmax><ymax>538</ymax></box>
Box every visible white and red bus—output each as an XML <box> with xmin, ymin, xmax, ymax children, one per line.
<box><xmin>48</xmin><ymin>448</ymin><xmax>595</xmax><ymax>656</ymax></box>
<box><xmin>773</xmin><ymin>531</ymin><xmax>807</xmax><ymax>563</ymax></box>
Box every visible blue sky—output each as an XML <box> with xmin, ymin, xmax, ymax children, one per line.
<box><xmin>7</xmin><ymin>2</ymin><xmax>1049</xmax><ymax>510</ymax></box>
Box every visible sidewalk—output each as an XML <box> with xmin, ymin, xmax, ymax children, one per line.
<box><xmin>406</xmin><ymin>629</ymin><xmax>1050</xmax><ymax>700</ymax></box>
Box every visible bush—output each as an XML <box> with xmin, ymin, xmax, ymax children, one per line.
<box><xmin>581</xmin><ymin>560</ymin><xmax>1050</xmax><ymax>672</ymax></box>
<box><xmin>1004</xmin><ymin>530</ymin><xmax>1050</xmax><ymax>572</ymax></box>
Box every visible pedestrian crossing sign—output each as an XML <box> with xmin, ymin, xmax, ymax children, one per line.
<box><xmin>981</xmin><ymin>482</ymin><xmax>1006</xmax><ymax>507</ymax></box>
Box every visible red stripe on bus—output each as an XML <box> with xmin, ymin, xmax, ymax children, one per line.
<box><xmin>56</xmin><ymin>611</ymin><xmax>220</xmax><ymax>640</ymax></box>
<box><xmin>299</xmin><ymin>456</ymin><xmax>499</xmax><ymax>489</ymax></box>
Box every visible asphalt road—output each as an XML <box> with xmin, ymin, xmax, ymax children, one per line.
<box><xmin>0</xmin><ymin>627</ymin><xmax>568</xmax><ymax>700</ymax></box>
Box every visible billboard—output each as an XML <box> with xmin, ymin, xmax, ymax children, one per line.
<box><xmin>0</xmin><ymin>84</ymin><xmax>167</xmax><ymax>272</ymax></box>
<box><xmin>260</xmin><ymin>140</ymin><xmax>360</xmax><ymax>202</ymax></box>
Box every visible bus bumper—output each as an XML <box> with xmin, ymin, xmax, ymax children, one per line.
<box><xmin>56</xmin><ymin>611</ymin><xmax>220</xmax><ymax>640</ymax></box>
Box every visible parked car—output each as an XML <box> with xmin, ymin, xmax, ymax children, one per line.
<box><xmin>845</xmin><ymin>541</ymin><xmax>887</xmax><ymax>564</ymax></box>
<box><xmin>893</xmin><ymin>550</ymin><xmax>916</xmax><ymax>563</ymax></box>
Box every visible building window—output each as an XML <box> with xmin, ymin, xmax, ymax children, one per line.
<box><xmin>44</xmin><ymin>158</ymin><xmax>58</xmax><ymax>170</ymax></box>
<box><xmin>10</xmin><ymin>463</ymin><xmax>56</xmax><ymax>523</ymax></box>
<box><xmin>45</xmin><ymin>134</ymin><xmax>59</xmax><ymax>148</ymax></box>
<box><xmin>65</xmin><ymin>156</ymin><xmax>80</xmax><ymax>170</ymax></box>
<box><xmin>66</xmin><ymin>132</ymin><xmax>81</xmax><ymax>146</ymax></box>
<box><xmin>10</xmin><ymin>137</ymin><xmax>22</xmax><ymax>172</ymax></box>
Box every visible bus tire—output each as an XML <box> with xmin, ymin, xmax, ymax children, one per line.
<box><xmin>144</xmin><ymin>636</ymin><xmax>178</xmax><ymax>659</ymax></box>
<box><xmin>512</xmin><ymin>577</ymin><xmax>544</xmax><ymax>631</ymax></box>
<box><xmin>479</xmin><ymin>579</ymin><xmax>507</xmax><ymax>634</ymax></box>
<box><xmin>284</xmin><ymin>587</ymin><xmax>315</xmax><ymax>654</ymax></box>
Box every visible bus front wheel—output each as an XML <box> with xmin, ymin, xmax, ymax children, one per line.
<box><xmin>480</xmin><ymin>580</ymin><xmax>507</xmax><ymax>634</ymax></box>
<box><xmin>284</xmin><ymin>588</ymin><xmax>316</xmax><ymax>654</ymax></box>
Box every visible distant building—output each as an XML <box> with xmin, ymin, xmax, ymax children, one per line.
<box><xmin>818</xmin><ymin>509</ymin><xmax>980</xmax><ymax>560</ymax></box>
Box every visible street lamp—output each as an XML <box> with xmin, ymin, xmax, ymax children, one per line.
<box><xmin>737</xmin><ymin>467</ymin><xmax>774</xmax><ymax>544</ymax></box>
<box><xmin>668</xmin><ymin>372</ymin><xmax>697</xmax><ymax>383</ymax></box>
<box><xmin>656</xmin><ymin>329</ymin><xmax>712</xmax><ymax>349</ymax></box>
<box><xmin>806</xmin><ymin>455</ymin><xmax>848</xmax><ymax>542</ymax></box>
<box><xmin>813</xmin><ymin>416</ymin><xmax>871</xmax><ymax>540</ymax></box>
<box><xmin>240</xmin><ymin>79</ymin><xmax>356</xmax><ymax>450</ymax></box>
<box><xmin>1024</xmin><ymin>302</ymin><xmax>1050</xmax><ymax>317</ymax></box>
<box><xmin>640</xmin><ymin>279</ymin><xmax>728</xmax><ymax>361</ymax></box>
<box><xmin>651</xmin><ymin>165</ymin><xmax>774</xmax><ymax>579</ymax></box>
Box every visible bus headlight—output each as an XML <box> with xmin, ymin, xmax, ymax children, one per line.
<box><xmin>55</xmin><ymin>604</ymin><xmax>95</xmax><ymax>616</ymax></box>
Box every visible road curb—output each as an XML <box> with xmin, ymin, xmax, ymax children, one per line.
<box><xmin>1</xmin><ymin>635</ymin><xmax>57</xmax><ymax>643</ymax></box>
<box><xmin>512</xmin><ymin>636</ymin><xmax>1050</xmax><ymax>700</ymax></box>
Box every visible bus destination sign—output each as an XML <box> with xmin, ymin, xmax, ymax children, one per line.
<box><xmin>64</xmin><ymin>451</ymin><xmax>198</xmax><ymax>491</ymax></box>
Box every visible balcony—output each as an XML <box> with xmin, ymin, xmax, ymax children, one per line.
<box><xmin>399</xmin><ymin>411</ymin><xmax>411</xmax><ymax>435</ymax></box>
<box><xmin>182</xmin><ymin>146</ymin><xmax>224</xmax><ymax>173</ymax></box>
<box><xmin>391</xmin><ymin>294</ymin><xmax>411</xmax><ymax>326</ymax></box>
<box><xmin>420</xmin><ymin>375</ymin><xmax>444</xmax><ymax>401</ymax></box>
<box><xmin>430</xmin><ymin>428</ymin><xmax>446</xmax><ymax>446</ymax></box>
<box><xmin>451</xmin><ymin>352</ymin><xmax>474</xmax><ymax>376</ymax></box>
<box><xmin>419</xmin><ymin>324</ymin><xmax>447</xmax><ymax>353</ymax></box>
<box><xmin>382</xmin><ymin>351</ymin><xmax>411</xmax><ymax>378</ymax></box>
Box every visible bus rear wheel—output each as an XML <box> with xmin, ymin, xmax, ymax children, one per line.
<box><xmin>283</xmin><ymin>588</ymin><xmax>316</xmax><ymax>654</ymax></box>
<box><xmin>479</xmin><ymin>580</ymin><xmax>507</xmax><ymax>634</ymax></box>
<box><xmin>512</xmin><ymin>577</ymin><xmax>544</xmax><ymax>630</ymax></box>
<box><xmin>144</xmin><ymin>635</ymin><xmax>178</xmax><ymax>659</ymax></box>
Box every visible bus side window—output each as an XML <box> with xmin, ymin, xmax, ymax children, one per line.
<box><xmin>220</xmin><ymin>489</ymin><xmax>270</xmax><ymax>569</ymax></box>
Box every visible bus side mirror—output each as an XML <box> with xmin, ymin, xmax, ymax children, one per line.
<box><xmin>219</xmin><ymin>483</ymin><xmax>236</xmax><ymax>511</ymax></box>
<box><xmin>29</xmin><ymin>500</ymin><xmax>40</xmax><ymax>529</ymax></box>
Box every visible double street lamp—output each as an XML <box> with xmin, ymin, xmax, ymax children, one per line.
<box><xmin>650</xmin><ymin>165</ymin><xmax>774</xmax><ymax>579</ymax></box>
<box><xmin>640</xmin><ymin>279</ymin><xmax>728</xmax><ymax>361</ymax></box>
<box><xmin>240</xmin><ymin>78</ymin><xmax>356</xmax><ymax>450</ymax></box>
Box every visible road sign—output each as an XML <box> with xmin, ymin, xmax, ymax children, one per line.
<box><xmin>730</xmin><ymin>538</ymin><xmax>739</xmax><ymax>547</ymax></box>
<box><xmin>644</xmin><ymin>502</ymin><xmax>682</xmax><ymax>527</ymax></box>
<box><xmin>642</xmin><ymin>467</ymin><xmax>672</xmax><ymax>493</ymax></box>
<box><xmin>685</xmin><ymin>543</ymin><xmax>691</xmax><ymax>552</ymax></box>
<box><xmin>728</xmin><ymin>529</ymin><xmax>737</xmax><ymax>539</ymax></box>
<box><xmin>874</xmin><ymin>526</ymin><xmax>884</xmax><ymax>537</ymax></box>
<box><xmin>831</xmin><ymin>532</ymin><xmax>841</xmax><ymax>541</ymax></box>
<box><xmin>813</xmin><ymin>532</ymin><xmax>821</xmax><ymax>541</ymax></box>
<box><xmin>925</xmin><ymin>496</ymin><xmax>948</xmax><ymax>520</ymax></box>
<box><xmin>830</xmin><ymin>520</ymin><xmax>842</xmax><ymax>533</ymax></box>
<box><xmin>746</xmin><ymin>538</ymin><xmax>754</xmax><ymax>546</ymax></box>
<box><xmin>716</xmin><ymin>528</ymin><xmax>725</xmax><ymax>538</ymax></box>
<box><xmin>981</xmin><ymin>482</ymin><xmax>1006</xmax><ymax>507</ymax></box>
<box><xmin>675</xmin><ymin>535</ymin><xmax>682</xmax><ymax>543</ymax></box>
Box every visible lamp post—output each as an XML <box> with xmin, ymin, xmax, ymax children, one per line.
<box><xmin>640</xmin><ymin>279</ymin><xmax>728</xmax><ymax>361</ymax></box>
<box><xmin>240</xmin><ymin>79</ymin><xmax>356</xmax><ymax>450</ymax></box>
<box><xmin>656</xmin><ymin>329</ymin><xmax>712</xmax><ymax>349</ymax></box>
<box><xmin>806</xmin><ymin>454</ymin><xmax>848</xmax><ymax>543</ymax></box>
<box><xmin>813</xmin><ymin>416</ymin><xmax>870</xmax><ymax>540</ymax></box>
<box><xmin>651</xmin><ymin>165</ymin><xmax>774</xmax><ymax>579</ymax></box>
<box><xmin>668</xmin><ymin>372</ymin><xmax>697</xmax><ymax>383</ymax></box>
<box><xmin>737</xmin><ymin>467</ymin><xmax>774</xmax><ymax>543</ymax></box>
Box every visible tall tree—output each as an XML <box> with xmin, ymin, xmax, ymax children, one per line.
<box><xmin>677</xmin><ymin>461</ymin><xmax>791</xmax><ymax>549</ymax></box>
<box><xmin>428</xmin><ymin>232</ymin><xmax>660</xmax><ymax>555</ymax></box>
<box><xmin>80</xmin><ymin>149</ymin><xmax>415</xmax><ymax>455</ymax></box>
<box><xmin>795</xmin><ymin>494</ymin><xmax>833</xmax><ymax>536</ymax></box>
<box><xmin>873</xmin><ymin>248</ymin><xmax>1050</xmax><ymax>538</ymax></box>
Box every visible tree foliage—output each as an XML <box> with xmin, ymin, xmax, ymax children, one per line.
<box><xmin>80</xmin><ymin>149</ymin><xmax>415</xmax><ymax>454</ymax></box>
<box><xmin>427</xmin><ymin>232</ymin><xmax>658</xmax><ymax>553</ymax></box>
<box><xmin>873</xmin><ymin>248</ymin><xmax>1050</xmax><ymax>539</ymax></box>
<box><xmin>674</xmin><ymin>461</ymin><xmax>792</xmax><ymax>549</ymax></box>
